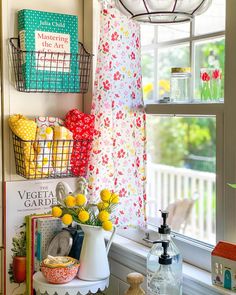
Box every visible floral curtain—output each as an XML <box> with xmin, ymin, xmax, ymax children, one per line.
<box><xmin>88</xmin><ymin>1</ymin><xmax>146</xmax><ymax>228</ymax></box>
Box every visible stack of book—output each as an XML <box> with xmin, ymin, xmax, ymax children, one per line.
<box><xmin>25</xmin><ymin>214</ymin><xmax>63</xmax><ymax>294</ymax></box>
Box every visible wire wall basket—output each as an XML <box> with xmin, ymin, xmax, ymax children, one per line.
<box><xmin>10</xmin><ymin>38</ymin><xmax>93</xmax><ymax>93</ymax></box>
<box><xmin>12</xmin><ymin>134</ymin><xmax>92</xmax><ymax>179</ymax></box>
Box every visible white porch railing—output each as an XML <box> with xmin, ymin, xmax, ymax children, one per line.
<box><xmin>146</xmin><ymin>163</ymin><xmax>216</xmax><ymax>244</ymax></box>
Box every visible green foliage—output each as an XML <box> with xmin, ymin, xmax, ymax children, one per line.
<box><xmin>147</xmin><ymin>116</ymin><xmax>216</xmax><ymax>172</ymax></box>
<box><xmin>228</xmin><ymin>184</ymin><xmax>236</xmax><ymax>189</ymax></box>
<box><xmin>8</xmin><ymin>263</ymin><xmax>15</xmax><ymax>283</ymax></box>
<box><xmin>11</xmin><ymin>225</ymin><xmax>26</xmax><ymax>257</ymax></box>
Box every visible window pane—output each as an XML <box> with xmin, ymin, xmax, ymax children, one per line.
<box><xmin>141</xmin><ymin>50</ymin><xmax>155</xmax><ymax>101</ymax></box>
<box><xmin>194</xmin><ymin>0</ymin><xmax>225</xmax><ymax>35</ymax></box>
<box><xmin>194</xmin><ymin>37</ymin><xmax>225</xmax><ymax>101</ymax></box>
<box><xmin>158</xmin><ymin>45</ymin><xmax>190</xmax><ymax>99</ymax></box>
<box><xmin>146</xmin><ymin>115</ymin><xmax>216</xmax><ymax>245</ymax></box>
<box><xmin>157</xmin><ymin>23</ymin><xmax>190</xmax><ymax>43</ymax></box>
<box><xmin>141</xmin><ymin>25</ymin><xmax>155</xmax><ymax>46</ymax></box>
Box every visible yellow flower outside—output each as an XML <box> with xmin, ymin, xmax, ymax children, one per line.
<box><xmin>110</xmin><ymin>193</ymin><xmax>119</xmax><ymax>204</ymax></box>
<box><xmin>75</xmin><ymin>194</ymin><xmax>87</xmax><ymax>206</ymax></box>
<box><xmin>100</xmin><ymin>189</ymin><xmax>112</xmax><ymax>202</ymax></box>
<box><xmin>97</xmin><ymin>202</ymin><xmax>109</xmax><ymax>211</ymax></box>
<box><xmin>102</xmin><ymin>221</ymin><xmax>113</xmax><ymax>231</ymax></box>
<box><xmin>64</xmin><ymin>195</ymin><xmax>76</xmax><ymax>208</ymax></box>
<box><xmin>98</xmin><ymin>210</ymin><xmax>110</xmax><ymax>222</ymax></box>
<box><xmin>143</xmin><ymin>83</ymin><xmax>154</xmax><ymax>99</ymax></box>
<box><xmin>78</xmin><ymin>210</ymin><xmax>90</xmax><ymax>223</ymax></box>
<box><xmin>62</xmin><ymin>214</ymin><xmax>73</xmax><ymax>225</ymax></box>
<box><xmin>52</xmin><ymin>206</ymin><xmax>62</xmax><ymax>218</ymax></box>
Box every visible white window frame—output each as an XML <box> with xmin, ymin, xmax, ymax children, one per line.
<box><xmin>141</xmin><ymin>18</ymin><xmax>225</xmax><ymax>102</ymax></box>
<box><xmin>85</xmin><ymin>0</ymin><xmax>236</xmax><ymax>272</ymax></box>
<box><xmin>141</xmin><ymin>1</ymin><xmax>229</xmax><ymax>272</ymax></box>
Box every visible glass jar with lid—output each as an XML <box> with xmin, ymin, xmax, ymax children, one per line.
<box><xmin>170</xmin><ymin>67</ymin><xmax>191</xmax><ymax>103</ymax></box>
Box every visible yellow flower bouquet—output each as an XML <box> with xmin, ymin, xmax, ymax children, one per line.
<box><xmin>52</xmin><ymin>189</ymin><xmax>119</xmax><ymax>231</ymax></box>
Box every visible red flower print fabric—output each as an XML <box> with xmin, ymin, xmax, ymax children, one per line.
<box><xmin>88</xmin><ymin>3</ymin><xmax>147</xmax><ymax>228</ymax></box>
<box><xmin>65</xmin><ymin>109</ymin><xmax>95</xmax><ymax>176</ymax></box>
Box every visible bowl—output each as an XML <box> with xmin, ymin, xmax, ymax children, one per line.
<box><xmin>41</xmin><ymin>256</ymin><xmax>79</xmax><ymax>284</ymax></box>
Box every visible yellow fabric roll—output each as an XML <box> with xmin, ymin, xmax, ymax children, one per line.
<box><xmin>53</xmin><ymin>126</ymin><xmax>73</xmax><ymax>173</ymax></box>
<box><xmin>35</xmin><ymin>126</ymin><xmax>54</xmax><ymax>176</ymax></box>
<box><xmin>9</xmin><ymin>114</ymin><xmax>38</xmax><ymax>178</ymax></box>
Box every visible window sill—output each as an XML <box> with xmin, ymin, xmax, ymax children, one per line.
<box><xmin>107</xmin><ymin>234</ymin><xmax>235</xmax><ymax>295</ymax></box>
<box><xmin>145</xmin><ymin>101</ymin><xmax>224</xmax><ymax>115</ymax></box>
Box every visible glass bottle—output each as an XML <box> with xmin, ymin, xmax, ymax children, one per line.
<box><xmin>147</xmin><ymin>211</ymin><xmax>182</xmax><ymax>294</ymax></box>
<box><xmin>170</xmin><ymin>67</ymin><xmax>191</xmax><ymax>103</ymax></box>
<box><xmin>149</xmin><ymin>241</ymin><xmax>181</xmax><ymax>295</ymax></box>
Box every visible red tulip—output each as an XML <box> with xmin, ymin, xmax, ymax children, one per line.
<box><xmin>201</xmin><ymin>72</ymin><xmax>210</xmax><ymax>82</ymax></box>
<box><xmin>212</xmin><ymin>69</ymin><xmax>221</xmax><ymax>80</ymax></box>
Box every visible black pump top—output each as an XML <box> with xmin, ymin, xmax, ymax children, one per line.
<box><xmin>159</xmin><ymin>241</ymin><xmax>172</xmax><ymax>265</ymax></box>
<box><xmin>158</xmin><ymin>210</ymin><xmax>171</xmax><ymax>235</ymax></box>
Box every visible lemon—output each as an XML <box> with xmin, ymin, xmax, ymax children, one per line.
<box><xmin>100</xmin><ymin>189</ymin><xmax>112</xmax><ymax>202</ymax></box>
<box><xmin>102</xmin><ymin>221</ymin><xmax>113</xmax><ymax>231</ymax></box>
<box><xmin>75</xmin><ymin>194</ymin><xmax>87</xmax><ymax>206</ymax></box>
<box><xmin>64</xmin><ymin>195</ymin><xmax>76</xmax><ymax>208</ymax></box>
<box><xmin>52</xmin><ymin>206</ymin><xmax>62</xmax><ymax>218</ymax></box>
<box><xmin>98</xmin><ymin>210</ymin><xmax>110</xmax><ymax>222</ymax></box>
<box><xmin>78</xmin><ymin>210</ymin><xmax>90</xmax><ymax>223</ymax></box>
<box><xmin>62</xmin><ymin>214</ymin><xmax>73</xmax><ymax>225</ymax></box>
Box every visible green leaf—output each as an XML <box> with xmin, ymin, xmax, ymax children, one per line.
<box><xmin>228</xmin><ymin>183</ymin><xmax>236</xmax><ymax>189</ymax></box>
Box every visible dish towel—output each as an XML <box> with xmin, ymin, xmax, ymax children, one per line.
<box><xmin>35</xmin><ymin>116</ymin><xmax>64</xmax><ymax>176</ymax></box>
<box><xmin>52</xmin><ymin>126</ymin><xmax>73</xmax><ymax>174</ymax></box>
<box><xmin>9</xmin><ymin>114</ymin><xmax>38</xmax><ymax>177</ymax></box>
<box><xmin>65</xmin><ymin>109</ymin><xmax>95</xmax><ymax>176</ymax></box>
<box><xmin>35</xmin><ymin>126</ymin><xmax>54</xmax><ymax>176</ymax></box>
<box><xmin>35</xmin><ymin>116</ymin><xmax>64</xmax><ymax>127</ymax></box>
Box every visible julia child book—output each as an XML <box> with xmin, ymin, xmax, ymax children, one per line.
<box><xmin>18</xmin><ymin>9</ymin><xmax>79</xmax><ymax>92</ymax></box>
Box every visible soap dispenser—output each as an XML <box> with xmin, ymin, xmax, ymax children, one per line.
<box><xmin>146</xmin><ymin>211</ymin><xmax>182</xmax><ymax>294</ymax></box>
<box><xmin>149</xmin><ymin>241</ymin><xmax>181</xmax><ymax>295</ymax></box>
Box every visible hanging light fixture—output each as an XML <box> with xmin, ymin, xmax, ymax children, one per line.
<box><xmin>115</xmin><ymin>0</ymin><xmax>212</xmax><ymax>24</ymax></box>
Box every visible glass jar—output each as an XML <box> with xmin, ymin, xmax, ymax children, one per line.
<box><xmin>170</xmin><ymin>67</ymin><xmax>191</xmax><ymax>103</ymax></box>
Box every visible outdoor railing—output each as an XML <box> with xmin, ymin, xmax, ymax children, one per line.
<box><xmin>146</xmin><ymin>163</ymin><xmax>216</xmax><ymax>244</ymax></box>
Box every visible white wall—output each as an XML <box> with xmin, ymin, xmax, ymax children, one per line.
<box><xmin>1</xmin><ymin>0</ymin><xmax>84</xmax><ymax>181</ymax></box>
<box><xmin>0</xmin><ymin>1</ymin><xmax>87</xmax><ymax>293</ymax></box>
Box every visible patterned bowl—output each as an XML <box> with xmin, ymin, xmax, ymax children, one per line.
<box><xmin>41</xmin><ymin>257</ymin><xmax>79</xmax><ymax>284</ymax></box>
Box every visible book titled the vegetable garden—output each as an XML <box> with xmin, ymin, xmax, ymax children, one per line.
<box><xmin>18</xmin><ymin>9</ymin><xmax>79</xmax><ymax>92</ymax></box>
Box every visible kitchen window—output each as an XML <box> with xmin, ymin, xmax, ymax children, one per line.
<box><xmin>90</xmin><ymin>0</ymin><xmax>236</xmax><ymax>273</ymax></box>
<box><xmin>142</xmin><ymin>0</ymin><xmax>227</xmax><ymax>271</ymax></box>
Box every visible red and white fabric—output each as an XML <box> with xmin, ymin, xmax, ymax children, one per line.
<box><xmin>87</xmin><ymin>2</ymin><xmax>147</xmax><ymax>228</ymax></box>
<box><xmin>65</xmin><ymin>109</ymin><xmax>95</xmax><ymax>176</ymax></box>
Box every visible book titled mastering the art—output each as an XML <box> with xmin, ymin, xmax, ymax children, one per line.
<box><xmin>18</xmin><ymin>9</ymin><xmax>79</xmax><ymax>92</ymax></box>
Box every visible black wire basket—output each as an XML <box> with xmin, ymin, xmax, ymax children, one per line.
<box><xmin>10</xmin><ymin>38</ymin><xmax>93</xmax><ymax>93</ymax></box>
<box><xmin>12</xmin><ymin>134</ymin><xmax>92</xmax><ymax>179</ymax></box>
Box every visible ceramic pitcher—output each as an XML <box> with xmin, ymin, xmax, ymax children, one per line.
<box><xmin>77</xmin><ymin>224</ymin><xmax>116</xmax><ymax>281</ymax></box>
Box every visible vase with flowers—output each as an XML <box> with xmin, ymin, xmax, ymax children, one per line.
<box><xmin>52</xmin><ymin>188</ymin><xmax>119</xmax><ymax>281</ymax></box>
<box><xmin>200</xmin><ymin>68</ymin><xmax>222</xmax><ymax>101</ymax></box>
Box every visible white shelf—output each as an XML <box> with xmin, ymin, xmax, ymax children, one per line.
<box><xmin>145</xmin><ymin>102</ymin><xmax>224</xmax><ymax>115</ymax></box>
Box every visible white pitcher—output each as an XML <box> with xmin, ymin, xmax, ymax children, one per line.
<box><xmin>78</xmin><ymin>224</ymin><xmax>116</xmax><ymax>281</ymax></box>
